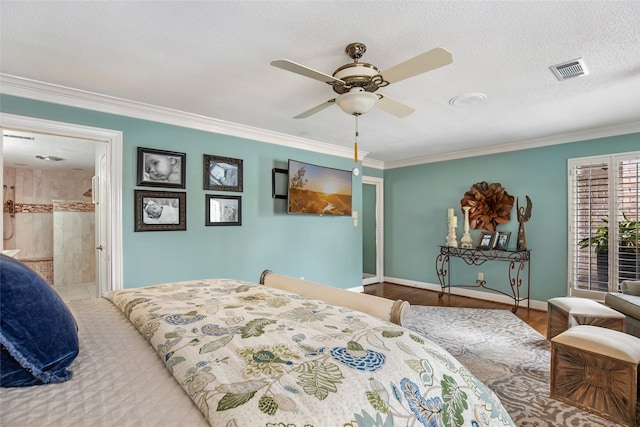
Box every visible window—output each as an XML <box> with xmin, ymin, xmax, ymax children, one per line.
<box><xmin>569</xmin><ymin>152</ymin><xmax>639</xmax><ymax>298</ymax></box>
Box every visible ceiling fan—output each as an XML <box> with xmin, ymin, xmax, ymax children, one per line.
<box><xmin>271</xmin><ymin>42</ymin><xmax>453</xmax><ymax>119</ymax></box>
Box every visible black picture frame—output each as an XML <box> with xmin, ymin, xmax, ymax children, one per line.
<box><xmin>205</xmin><ymin>195</ymin><xmax>242</xmax><ymax>226</ymax></box>
<box><xmin>477</xmin><ymin>231</ymin><xmax>497</xmax><ymax>249</ymax></box>
<box><xmin>495</xmin><ymin>231</ymin><xmax>511</xmax><ymax>250</ymax></box>
<box><xmin>203</xmin><ymin>154</ymin><xmax>243</xmax><ymax>192</ymax></box>
<box><xmin>134</xmin><ymin>190</ymin><xmax>186</xmax><ymax>232</ymax></box>
<box><xmin>137</xmin><ymin>147</ymin><xmax>186</xmax><ymax>188</ymax></box>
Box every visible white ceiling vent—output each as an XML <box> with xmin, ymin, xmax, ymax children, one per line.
<box><xmin>550</xmin><ymin>58</ymin><xmax>589</xmax><ymax>81</ymax></box>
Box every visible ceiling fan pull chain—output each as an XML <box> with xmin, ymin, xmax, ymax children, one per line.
<box><xmin>354</xmin><ymin>114</ymin><xmax>360</xmax><ymax>163</ymax></box>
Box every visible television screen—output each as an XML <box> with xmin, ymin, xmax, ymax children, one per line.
<box><xmin>287</xmin><ymin>159</ymin><xmax>352</xmax><ymax>216</ymax></box>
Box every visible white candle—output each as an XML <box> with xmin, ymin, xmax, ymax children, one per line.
<box><xmin>450</xmin><ymin>216</ymin><xmax>457</xmax><ymax>227</ymax></box>
<box><xmin>447</xmin><ymin>208</ymin><xmax>454</xmax><ymax>218</ymax></box>
<box><xmin>477</xmin><ymin>272</ymin><xmax>484</xmax><ymax>281</ymax></box>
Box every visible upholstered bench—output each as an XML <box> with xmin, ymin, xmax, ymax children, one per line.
<box><xmin>547</xmin><ymin>296</ymin><xmax>625</xmax><ymax>340</ymax></box>
<box><xmin>550</xmin><ymin>325</ymin><xmax>640</xmax><ymax>427</ymax></box>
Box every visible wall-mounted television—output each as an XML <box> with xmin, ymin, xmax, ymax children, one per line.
<box><xmin>287</xmin><ymin>159</ymin><xmax>352</xmax><ymax>216</ymax></box>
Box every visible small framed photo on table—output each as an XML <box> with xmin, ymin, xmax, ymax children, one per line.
<box><xmin>477</xmin><ymin>231</ymin><xmax>497</xmax><ymax>249</ymax></box>
<box><xmin>495</xmin><ymin>231</ymin><xmax>511</xmax><ymax>250</ymax></box>
<box><xmin>137</xmin><ymin>147</ymin><xmax>186</xmax><ymax>188</ymax></box>
<box><xmin>205</xmin><ymin>195</ymin><xmax>241</xmax><ymax>226</ymax></box>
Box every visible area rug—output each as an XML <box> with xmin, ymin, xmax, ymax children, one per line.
<box><xmin>404</xmin><ymin>306</ymin><xmax>629</xmax><ymax>427</ymax></box>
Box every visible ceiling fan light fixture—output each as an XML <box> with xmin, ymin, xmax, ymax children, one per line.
<box><xmin>272</xmin><ymin>42</ymin><xmax>453</xmax><ymax>119</ymax></box>
<box><xmin>335</xmin><ymin>88</ymin><xmax>378</xmax><ymax>115</ymax></box>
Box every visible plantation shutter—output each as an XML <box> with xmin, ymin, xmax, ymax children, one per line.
<box><xmin>617</xmin><ymin>156</ymin><xmax>640</xmax><ymax>283</ymax></box>
<box><xmin>571</xmin><ymin>159</ymin><xmax>610</xmax><ymax>293</ymax></box>
<box><xmin>569</xmin><ymin>152</ymin><xmax>640</xmax><ymax>297</ymax></box>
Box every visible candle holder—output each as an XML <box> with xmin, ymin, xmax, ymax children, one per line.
<box><xmin>460</xmin><ymin>206</ymin><xmax>473</xmax><ymax>248</ymax></box>
<box><xmin>445</xmin><ymin>217</ymin><xmax>458</xmax><ymax>247</ymax></box>
<box><xmin>475</xmin><ymin>279</ymin><xmax>487</xmax><ymax>287</ymax></box>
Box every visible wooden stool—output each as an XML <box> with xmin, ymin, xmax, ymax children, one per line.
<box><xmin>551</xmin><ymin>325</ymin><xmax>640</xmax><ymax>427</ymax></box>
<box><xmin>547</xmin><ymin>296</ymin><xmax>625</xmax><ymax>340</ymax></box>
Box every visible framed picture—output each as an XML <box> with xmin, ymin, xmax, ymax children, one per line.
<box><xmin>137</xmin><ymin>147</ymin><xmax>186</xmax><ymax>188</ymax></box>
<box><xmin>205</xmin><ymin>195</ymin><xmax>242</xmax><ymax>226</ymax></box>
<box><xmin>203</xmin><ymin>154</ymin><xmax>243</xmax><ymax>192</ymax></box>
<box><xmin>477</xmin><ymin>231</ymin><xmax>497</xmax><ymax>249</ymax></box>
<box><xmin>134</xmin><ymin>190</ymin><xmax>186</xmax><ymax>231</ymax></box>
<box><xmin>495</xmin><ymin>231</ymin><xmax>511</xmax><ymax>250</ymax></box>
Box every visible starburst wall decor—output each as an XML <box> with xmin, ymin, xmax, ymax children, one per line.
<box><xmin>460</xmin><ymin>181</ymin><xmax>514</xmax><ymax>232</ymax></box>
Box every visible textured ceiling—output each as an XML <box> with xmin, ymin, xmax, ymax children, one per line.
<box><xmin>1</xmin><ymin>1</ymin><xmax>640</xmax><ymax>167</ymax></box>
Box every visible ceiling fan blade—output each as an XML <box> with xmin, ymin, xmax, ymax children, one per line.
<box><xmin>294</xmin><ymin>99</ymin><xmax>336</xmax><ymax>119</ymax></box>
<box><xmin>381</xmin><ymin>47</ymin><xmax>453</xmax><ymax>84</ymax></box>
<box><xmin>271</xmin><ymin>60</ymin><xmax>345</xmax><ymax>85</ymax></box>
<box><xmin>375</xmin><ymin>94</ymin><xmax>415</xmax><ymax>118</ymax></box>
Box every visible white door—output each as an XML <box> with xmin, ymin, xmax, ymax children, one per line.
<box><xmin>362</xmin><ymin>176</ymin><xmax>384</xmax><ymax>285</ymax></box>
<box><xmin>94</xmin><ymin>143</ymin><xmax>109</xmax><ymax>296</ymax></box>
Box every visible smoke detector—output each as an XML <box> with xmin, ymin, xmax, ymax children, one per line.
<box><xmin>550</xmin><ymin>58</ymin><xmax>589</xmax><ymax>81</ymax></box>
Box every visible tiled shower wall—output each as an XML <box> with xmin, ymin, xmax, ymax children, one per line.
<box><xmin>3</xmin><ymin>166</ymin><xmax>94</xmax><ymax>285</ymax></box>
<box><xmin>53</xmin><ymin>201</ymin><xmax>95</xmax><ymax>286</ymax></box>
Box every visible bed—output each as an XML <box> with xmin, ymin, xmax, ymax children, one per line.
<box><xmin>1</xmin><ymin>257</ymin><xmax>515</xmax><ymax>426</ymax></box>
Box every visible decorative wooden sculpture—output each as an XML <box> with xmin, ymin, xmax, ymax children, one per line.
<box><xmin>460</xmin><ymin>181</ymin><xmax>514</xmax><ymax>232</ymax></box>
<box><xmin>516</xmin><ymin>196</ymin><xmax>532</xmax><ymax>250</ymax></box>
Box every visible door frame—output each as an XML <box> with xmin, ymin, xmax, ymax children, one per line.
<box><xmin>362</xmin><ymin>175</ymin><xmax>384</xmax><ymax>285</ymax></box>
<box><xmin>0</xmin><ymin>113</ymin><xmax>123</xmax><ymax>292</ymax></box>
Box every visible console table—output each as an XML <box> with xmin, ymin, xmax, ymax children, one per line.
<box><xmin>435</xmin><ymin>246</ymin><xmax>531</xmax><ymax>313</ymax></box>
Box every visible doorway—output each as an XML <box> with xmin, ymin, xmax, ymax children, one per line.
<box><xmin>362</xmin><ymin>176</ymin><xmax>383</xmax><ymax>285</ymax></box>
<box><xmin>1</xmin><ymin>113</ymin><xmax>123</xmax><ymax>295</ymax></box>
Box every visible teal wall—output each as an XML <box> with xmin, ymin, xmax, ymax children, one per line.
<box><xmin>1</xmin><ymin>95</ymin><xmax>363</xmax><ymax>289</ymax></box>
<box><xmin>383</xmin><ymin>133</ymin><xmax>639</xmax><ymax>302</ymax></box>
<box><xmin>363</xmin><ymin>166</ymin><xmax>384</xmax><ymax>178</ymax></box>
<box><xmin>4</xmin><ymin>93</ymin><xmax>636</xmax><ymax>300</ymax></box>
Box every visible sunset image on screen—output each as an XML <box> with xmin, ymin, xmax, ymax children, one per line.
<box><xmin>287</xmin><ymin>160</ymin><xmax>352</xmax><ymax>216</ymax></box>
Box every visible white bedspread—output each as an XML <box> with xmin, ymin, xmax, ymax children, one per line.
<box><xmin>0</xmin><ymin>299</ymin><xmax>208</xmax><ymax>427</ymax></box>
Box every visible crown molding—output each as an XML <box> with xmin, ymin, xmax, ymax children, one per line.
<box><xmin>3</xmin><ymin>73</ymin><xmax>637</xmax><ymax>171</ymax></box>
<box><xmin>383</xmin><ymin>120</ymin><xmax>640</xmax><ymax>170</ymax></box>
<box><xmin>0</xmin><ymin>74</ymin><xmax>367</xmax><ymax>161</ymax></box>
<box><xmin>362</xmin><ymin>157</ymin><xmax>385</xmax><ymax>169</ymax></box>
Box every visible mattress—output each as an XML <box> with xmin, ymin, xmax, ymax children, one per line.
<box><xmin>0</xmin><ymin>298</ymin><xmax>208</xmax><ymax>426</ymax></box>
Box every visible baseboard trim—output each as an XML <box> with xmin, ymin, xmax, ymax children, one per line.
<box><xmin>382</xmin><ymin>276</ymin><xmax>548</xmax><ymax>311</ymax></box>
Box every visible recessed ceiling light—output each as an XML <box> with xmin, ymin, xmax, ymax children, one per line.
<box><xmin>449</xmin><ymin>93</ymin><xmax>487</xmax><ymax>107</ymax></box>
<box><xmin>35</xmin><ymin>155</ymin><xmax>64</xmax><ymax>162</ymax></box>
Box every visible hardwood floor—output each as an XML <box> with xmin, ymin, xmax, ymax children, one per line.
<box><xmin>363</xmin><ymin>282</ymin><xmax>548</xmax><ymax>337</ymax></box>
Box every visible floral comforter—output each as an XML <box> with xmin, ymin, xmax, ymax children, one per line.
<box><xmin>106</xmin><ymin>279</ymin><xmax>514</xmax><ymax>427</ymax></box>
